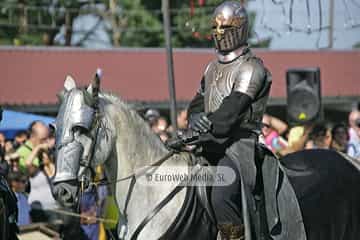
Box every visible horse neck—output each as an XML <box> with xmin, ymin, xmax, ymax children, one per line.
<box><xmin>100</xmin><ymin>98</ymin><xmax>190</xmax><ymax>239</ymax></box>
<box><xmin>102</xmin><ymin>96</ymin><xmax>170</xmax><ymax>176</ymax></box>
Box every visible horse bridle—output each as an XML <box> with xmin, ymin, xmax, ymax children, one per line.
<box><xmin>77</xmin><ymin>111</ymin><xmax>189</xmax><ymax>240</ymax></box>
<box><xmin>87</xmin><ymin>149</ymin><xmax>186</xmax><ymax>240</ymax></box>
<box><xmin>101</xmin><ymin>151</ymin><xmax>180</xmax><ymax>240</ymax></box>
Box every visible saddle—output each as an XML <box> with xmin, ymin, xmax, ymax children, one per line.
<box><xmin>192</xmin><ymin>155</ymin><xmax>218</xmax><ymax>224</ymax></box>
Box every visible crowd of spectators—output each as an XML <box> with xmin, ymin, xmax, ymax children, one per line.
<box><xmin>143</xmin><ymin>103</ymin><xmax>360</xmax><ymax>163</ymax></box>
<box><xmin>259</xmin><ymin>104</ymin><xmax>360</xmax><ymax>159</ymax></box>
<box><xmin>143</xmin><ymin>108</ymin><xmax>188</xmax><ymax>141</ymax></box>
<box><xmin>0</xmin><ymin>120</ymin><xmax>108</xmax><ymax>239</ymax></box>
<box><xmin>0</xmin><ymin>121</ymin><xmax>58</xmax><ymax>227</ymax></box>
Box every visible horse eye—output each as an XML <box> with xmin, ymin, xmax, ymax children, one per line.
<box><xmin>49</xmin><ymin>122</ymin><xmax>56</xmax><ymax>131</ymax></box>
<box><xmin>72</xmin><ymin>126</ymin><xmax>87</xmax><ymax>134</ymax></box>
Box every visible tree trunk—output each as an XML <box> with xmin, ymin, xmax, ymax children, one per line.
<box><xmin>109</xmin><ymin>0</ymin><xmax>121</xmax><ymax>47</ymax></box>
<box><xmin>18</xmin><ymin>2</ymin><xmax>28</xmax><ymax>34</ymax></box>
<box><xmin>65</xmin><ymin>10</ymin><xmax>73</xmax><ymax>46</ymax></box>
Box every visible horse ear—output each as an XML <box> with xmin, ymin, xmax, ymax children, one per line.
<box><xmin>91</xmin><ymin>68</ymin><xmax>102</xmax><ymax>100</ymax></box>
<box><xmin>64</xmin><ymin>75</ymin><xmax>76</xmax><ymax>91</ymax></box>
<box><xmin>87</xmin><ymin>84</ymin><xmax>93</xmax><ymax>95</ymax></box>
<box><xmin>49</xmin><ymin>122</ymin><xmax>56</xmax><ymax>132</ymax></box>
<box><xmin>57</xmin><ymin>90</ymin><xmax>65</xmax><ymax>103</ymax></box>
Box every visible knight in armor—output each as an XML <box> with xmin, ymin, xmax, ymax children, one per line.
<box><xmin>169</xmin><ymin>1</ymin><xmax>271</xmax><ymax>239</ymax></box>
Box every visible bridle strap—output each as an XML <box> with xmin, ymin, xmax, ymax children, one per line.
<box><xmin>93</xmin><ymin>150</ymin><xmax>176</xmax><ymax>186</ymax></box>
<box><xmin>89</xmin><ymin>150</ymin><xmax>177</xmax><ymax>239</ymax></box>
<box><xmin>130</xmin><ymin>181</ymin><xmax>186</xmax><ymax>240</ymax></box>
<box><xmin>82</xmin><ymin>109</ymin><xmax>180</xmax><ymax>239</ymax></box>
<box><xmin>130</xmin><ymin>152</ymin><xmax>202</xmax><ymax>239</ymax></box>
<box><xmin>124</xmin><ymin>176</ymin><xmax>136</xmax><ymax>217</ymax></box>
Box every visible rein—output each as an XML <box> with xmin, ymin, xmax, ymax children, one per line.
<box><xmin>93</xmin><ymin>150</ymin><xmax>175</xmax><ymax>187</ymax></box>
<box><xmin>83</xmin><ymin>144</ymin><xmax>181</xmax><ymax>240</ymax></box>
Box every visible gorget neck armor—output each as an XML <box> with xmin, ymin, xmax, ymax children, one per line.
<box><xmin>216</xmin><ymin>46</ymin><xmax>247</xmax><ymax>63</ymax></box>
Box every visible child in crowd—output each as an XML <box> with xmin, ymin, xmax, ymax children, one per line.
<box><xmin>8</xmin><ymin>171</ymin><xmax>31</xmax><ymax>226</ymax></box>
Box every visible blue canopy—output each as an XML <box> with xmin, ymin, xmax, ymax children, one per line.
<box><xmin>0</xmin><ymin>110</ymin><xmax>55</xmax><ymax>139</ymax></box>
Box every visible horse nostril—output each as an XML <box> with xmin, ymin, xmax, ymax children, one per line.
<box><xmin>54</xmin><ymin>183</ymin><xmax>78</xmax><ymax>208</ymax></box>
<box><xmin>63</xmin><ymin>190</ymin><xmax>72</xmax><ymax>201</ymax></box>
<box><xmin>60</xmin><ymin>188</ymin><xmax>67</xmax><ymax>197</ymax></box>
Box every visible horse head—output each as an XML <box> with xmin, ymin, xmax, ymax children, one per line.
<box><xmin>52</xmin><ymin>72</ymin><xmax>102</xmax><ymax>209</ymax></box>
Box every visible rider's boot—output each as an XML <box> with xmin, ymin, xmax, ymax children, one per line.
<box><xmin>218</xmin><ymin>223</ymin><xmax>244</xmax><ymax>240</ymax></box>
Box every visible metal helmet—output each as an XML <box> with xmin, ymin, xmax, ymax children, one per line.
<box><xmin>212</xmin><ymin>1</ymin><xmax>249</xmax><ymax>54</ymax></box>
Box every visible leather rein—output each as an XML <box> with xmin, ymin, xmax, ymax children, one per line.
<box><xmin>78</xmin><ymin>111</ymin><xmax>187</xmax><ymax>240</ymax></box>
<box><xmin>95</xmin><ymin>150</ymin><xmax>181</xmax><ymax>240</ymax></box>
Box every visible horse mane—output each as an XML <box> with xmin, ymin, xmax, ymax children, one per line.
<box><xmin>100</xmin><ymin>92</ymin><xmax>169</xmax><ymax>165</ymax></box>
<box><xmin>100</xmin><ymin>91</ymin><xmax>128</xmax><ymax>108</ymax></box>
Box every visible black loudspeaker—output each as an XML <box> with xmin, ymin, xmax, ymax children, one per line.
<box><xmin>286</xmin><ymin>68</ymin><xmax>322</xmax><ymax>124</ymax></box>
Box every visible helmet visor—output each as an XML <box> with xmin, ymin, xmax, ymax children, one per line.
<box><xmin>212</xmin><ymin>24</ymin><xmax>248</xmax><ymax>52</ymax></box>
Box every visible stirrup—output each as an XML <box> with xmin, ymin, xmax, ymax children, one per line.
<box><xmin>218</xmin><ymin>223</ymin><xmax>244</xmax><ymax>240</ymax></box>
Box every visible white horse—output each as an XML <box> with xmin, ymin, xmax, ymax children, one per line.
<box><xmin>52</xmin><ymin>76</ymin><xmax>217</xmax><ymax>240</ymax></box>
<box><xmin>52</xmin><ymin>75</ymin><xmax>360</xmax><ymax>240</ymax></box>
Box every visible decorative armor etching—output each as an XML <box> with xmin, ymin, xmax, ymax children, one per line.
<box><xmin>203</xmin><ymin>49</ymin><xmax>271</xmax><ymax>132</ymax></box>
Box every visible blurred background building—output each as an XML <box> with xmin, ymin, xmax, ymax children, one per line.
<box><xmin>0</xmin><ymin>0</ymin><xmax>359</xmax><ymax>121</ymax></box>
<box><xmin>0</xmin><ymin>48</ymin><xmax>359</xmax><ymax>123</ymax></box>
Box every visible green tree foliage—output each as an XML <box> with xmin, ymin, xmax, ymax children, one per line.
<box><xmin>172</xmin><ymin>0</ymin><xmax>219</xmax><ymax>48</ymax></box>
<box><xmin>0</xmin><ymin>0</ymin><xmax>89</xmax><ymax>46</ymax></box>
<box><xmin>0</xmin><ymin>0</ymin><xmax>270</xmax><ymax>48</ymax></box>
<box><xmin>143</xmin><ymin>0</ymin><xmax>271</xmax><ymax>48</ymax></box>
<box><xmin>0</xmin><ymin>0</ymin><xmax>165</xmax><ymax>47</ymax></box>
<box><xmin>0</xmin><ymin>0</ymin><xmax>44</xmax><ymax>45</ymax></box>
<box><xmin>116</xmin><ymin>0</ymin><xmax>164</xmax><ymax>47</ymax></box>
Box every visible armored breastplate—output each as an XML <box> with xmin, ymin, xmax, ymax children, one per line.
<box><xmin>204</xmin><ymin>59</ymin><xmax>239</xmax><ymax>113</ymax></box>
<box><xmin>203</xmin><ymin>50</ymin><xmax>271</xmax><ymax>132</ymax></box>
